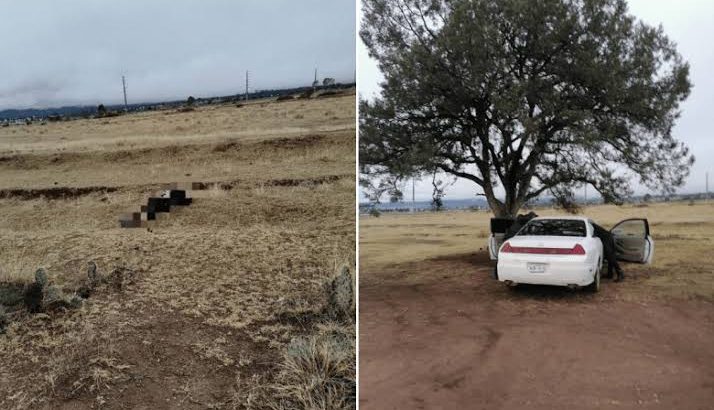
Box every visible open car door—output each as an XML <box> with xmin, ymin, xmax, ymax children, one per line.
<box><xmin>610</xmin><ymin>218</ymin><xmax>654</xmax><ymax>264</ymax></box>
<box><xmin>488</xmin><ymin>218</ymin><xmax>515</xmax><ymax>260</ymax></box>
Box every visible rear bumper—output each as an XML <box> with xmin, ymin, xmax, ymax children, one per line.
<box><xmin>497</xmin><ymin>258</ymin><xmax>596</xmax><ymax>287</ymax></box>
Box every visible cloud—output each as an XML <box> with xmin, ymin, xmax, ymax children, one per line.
<box><xmin>0</xmin><ymin>0</ymin><xmax>356</xmax><ymax>109</ymax></box>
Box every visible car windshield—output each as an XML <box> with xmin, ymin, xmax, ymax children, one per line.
<box><xmin>517</xmin><ymin>219</ymin><xmax>586</xmax><ymax>237</ymax></box>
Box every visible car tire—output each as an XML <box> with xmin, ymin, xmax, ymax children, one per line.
<box><xmin>585</xmin><ymin>260</ymin><xmax>601</xmax><ymax>293</ymax></box>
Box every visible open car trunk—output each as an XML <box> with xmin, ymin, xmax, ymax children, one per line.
<box><xmin>488</xmin><ymin>218</ymin><xmax>515</xmax><ymax>260</ymax></box>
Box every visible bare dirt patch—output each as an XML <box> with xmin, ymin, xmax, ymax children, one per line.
<box><xmin>360</xmin><ymin>251</ymin><xmax>714</xmax><ymax>410</ymax></box>
<box><xmin>49</xmin><ymin>304</ymin><xmax>278</xmax><ymax>410</ymax></box>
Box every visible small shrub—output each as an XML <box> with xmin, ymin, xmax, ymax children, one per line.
<box><xmin>43</xmin><ymin>285</ymin><xmax>74</xmax><ymax>311</ymax></box>
<box><xmin>24</xmin><ymin>269</ymin><xmax>46</xmax><ymax>313</ymax></box>
<box><xmin>269</xmin><ymin>331</ymin><xmax>356</xmax><ymax>410</ymax></box>
<box><xmin>298</xmin><ymin>90</ymin><xmax>314</xmax><ymax>99</ymax></box>
<box><xmin>0</xmin><ymin>282</ymin><xmax>25</xmax><ymax>307</ymax></box>
<box><xmin>317</xmin><ymin>90</ymin><xmax>341</xmax><ymax>98</ymax></box>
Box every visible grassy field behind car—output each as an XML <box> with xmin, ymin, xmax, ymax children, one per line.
<box><xmin>360</xmin><ymin>201</ymin><xmax>714</xmax><ymax>301</ymax></box>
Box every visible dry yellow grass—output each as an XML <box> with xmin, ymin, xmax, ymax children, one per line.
<box><xmin>0</xmin><ymin>94</ymin><xmax>354</xmax><ymax>190</ymax></box>
<box><xmin>0</xmin><ymin>93</ymin><xmax>355</xmax><ymax>409</ymax></box>
<box><xmin>0</xmin><ymin>94</ymin><xmax>354</xmax><ymax>156</ymax></box>
<box><xmin>360</xmin><ymin>201</ymin><xmax>714</xmax><ymax>301</ymax></box>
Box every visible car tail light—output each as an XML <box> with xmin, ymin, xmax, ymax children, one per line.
<box><xmin>501</xmin><ymin>242</ymin><xmax>514</xmax><ymax>253</ymax></box>
<box><xmin>570</xmin><ymin>244</ymin><xmax>586</xmax><ymax>255</ymax></box>
<box><xmin>500</xmin><ymin>242</ymin><xmax>586</xmax><ymax>255</ymax></box>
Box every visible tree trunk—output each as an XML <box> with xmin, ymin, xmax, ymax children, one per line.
<box><xmin>485</xmin><ymin>187</ymin><xmax>524</xmax><ymax>218</ymax></box>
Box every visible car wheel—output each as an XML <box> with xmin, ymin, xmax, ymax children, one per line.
<box><xmin>585</xmin><ymin>261</ymin><xmax>601</xmax><ymax>293</ymax></box>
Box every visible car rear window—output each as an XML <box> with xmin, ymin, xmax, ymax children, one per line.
<box><xmin>517</xmin><ymin>219</ymin><xmax>586</xmax><ymax>237</ymax></box>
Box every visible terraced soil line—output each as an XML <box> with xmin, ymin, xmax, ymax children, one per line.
<box><xmin>0</xmin><ymin>174</ymin><xmax>350</xmax><ymax>200</ymax></box>
<box><xmin>359</xmin><ymin>252</ymin><xmax>714</xmax><ymax>410</ymax></box>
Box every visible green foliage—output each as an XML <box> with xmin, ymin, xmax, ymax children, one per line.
<box><xmin>430</xmin><ymin>172</ymin><xmax>452</xmax><ymax>211</ymax></box>
<box><xmin>360</xmin><ymin>0</ymin><xmax>693</xmax><ymax>217</ymax></box>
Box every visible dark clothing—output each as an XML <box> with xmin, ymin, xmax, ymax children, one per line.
<box><xmin>496</xmin><ymin>212</ymin><xmax>537</xmax><ymax>280</ymax></box>
<box><xmin>503</xmin><ymin>212</ymin><xmax>538</xmax><ymax>241</ymax></box>
<box><xmin>592</xmin><ymin>223</ymin><xmax>624</xmax><ymax>281</ymax></box>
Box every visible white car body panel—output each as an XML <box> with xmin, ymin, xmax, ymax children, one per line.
<box><xmin>644</xmin><ymin>237</ymin><xmax>654</xmax><ymax>264</ymax></box>
<box><xmin>497</xmin><ymin>217</ymin><xmax>603</xmax><ymax>287</ymax></box>
<box><xmin>488</xmin><ymin>234</ymin><xmax>501</xmax><ymax>260</ymax></box>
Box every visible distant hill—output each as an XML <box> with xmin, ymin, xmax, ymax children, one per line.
<box><xmin>359</xmin><ymin>191</ymin><xmax>713</xmax><ymax>213</ymax></box>
<box><xmin>0</xmin><ymin>83</ymin><xmax>356</xmax><ymax>121</ymax></box>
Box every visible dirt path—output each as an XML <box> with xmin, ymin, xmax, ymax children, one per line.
<box><xmin>359</xmin><ymin>252</ymin><xmax>714</xmax><ymax>410</ymax></box>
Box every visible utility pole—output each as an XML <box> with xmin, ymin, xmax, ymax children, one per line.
<box><xmin>121</xmin><ymin>76</ymin><xmax>128</xmax><ymax>111</ymax></box>
<box><xmin>412</xmin><ymin>178</ymin><xmax>415</xmax><ymax>213</ymax></box>
<box><xmin>584</xmin><ymin>184</ymin><xmax>587</xmax><ymax>205</ymax></box>
<box><xmin>313</xmin><ymin>67</ymin><xmax>318</xmax><ymax>92</ymax></box>
<box><xmin>244</xmin><ymin>71</ymin><xmax>249</xmax><ymax>101</ymax></box>
<box><xmin>707</xmin><ymin>172</ymin><xmax>709</xmax><ymax>201</ymax></box>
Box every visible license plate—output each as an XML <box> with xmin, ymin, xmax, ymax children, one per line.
<box><xmin>527</xmin><ymin>263</ymin><xmax>547</xmax><ymax>273</ymax></box>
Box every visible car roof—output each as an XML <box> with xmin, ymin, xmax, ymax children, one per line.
<box><xmin>530</xmin><ymin>216</ymin><xmax>589</xmax><ymax>222</ymax></box>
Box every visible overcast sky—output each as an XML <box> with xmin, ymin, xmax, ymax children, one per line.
<box><xmin>358</xmin><ymin>0</ymin><xmax>714</xmax><ymax>200</ymax></box>
<box><xmin>0</xmin><ymin>0</ymin><xmax>355</xmax><ymax>110</ymax></box>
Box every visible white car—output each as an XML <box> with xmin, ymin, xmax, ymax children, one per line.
<box><xmin>491</xmin><ymin>216</ymin><xmax>654</xmax><ymax>292</ymax></box>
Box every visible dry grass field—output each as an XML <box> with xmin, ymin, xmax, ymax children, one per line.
<box><xmin>360</xmin><ymin>202</ymin><xmax>714</xmax><ymax>409</ymax></box>
<box><xmin>0</xmin><ymin>92</ymin><xmax>356</xmax><ymax>409</ymax></box>
<box><xmin>361</xmin><ymin>202</ymin><xmax>714</xmax><ymax>300</ymax></box>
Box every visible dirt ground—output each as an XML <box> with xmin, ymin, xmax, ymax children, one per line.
<box><xmin>0</xmin><ymin>92</ymin><xmax>356</xmax><ymax>409</ymax></box>
<box><xmin>359</xmin><ymin>204</ymin><xmax>714</xmax><ymax>410</ymax></box>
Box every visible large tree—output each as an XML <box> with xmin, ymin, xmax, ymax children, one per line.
<box><xmin>360</xmin><ymin>0</ymin><xmax>693</xmax><ymax>217</ymax></box>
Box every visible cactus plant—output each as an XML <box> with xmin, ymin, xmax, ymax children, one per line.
<box><xmin>325</xmin><ymin>265</ymin><xmax>354</xmax><ymax>320</ymax></box>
